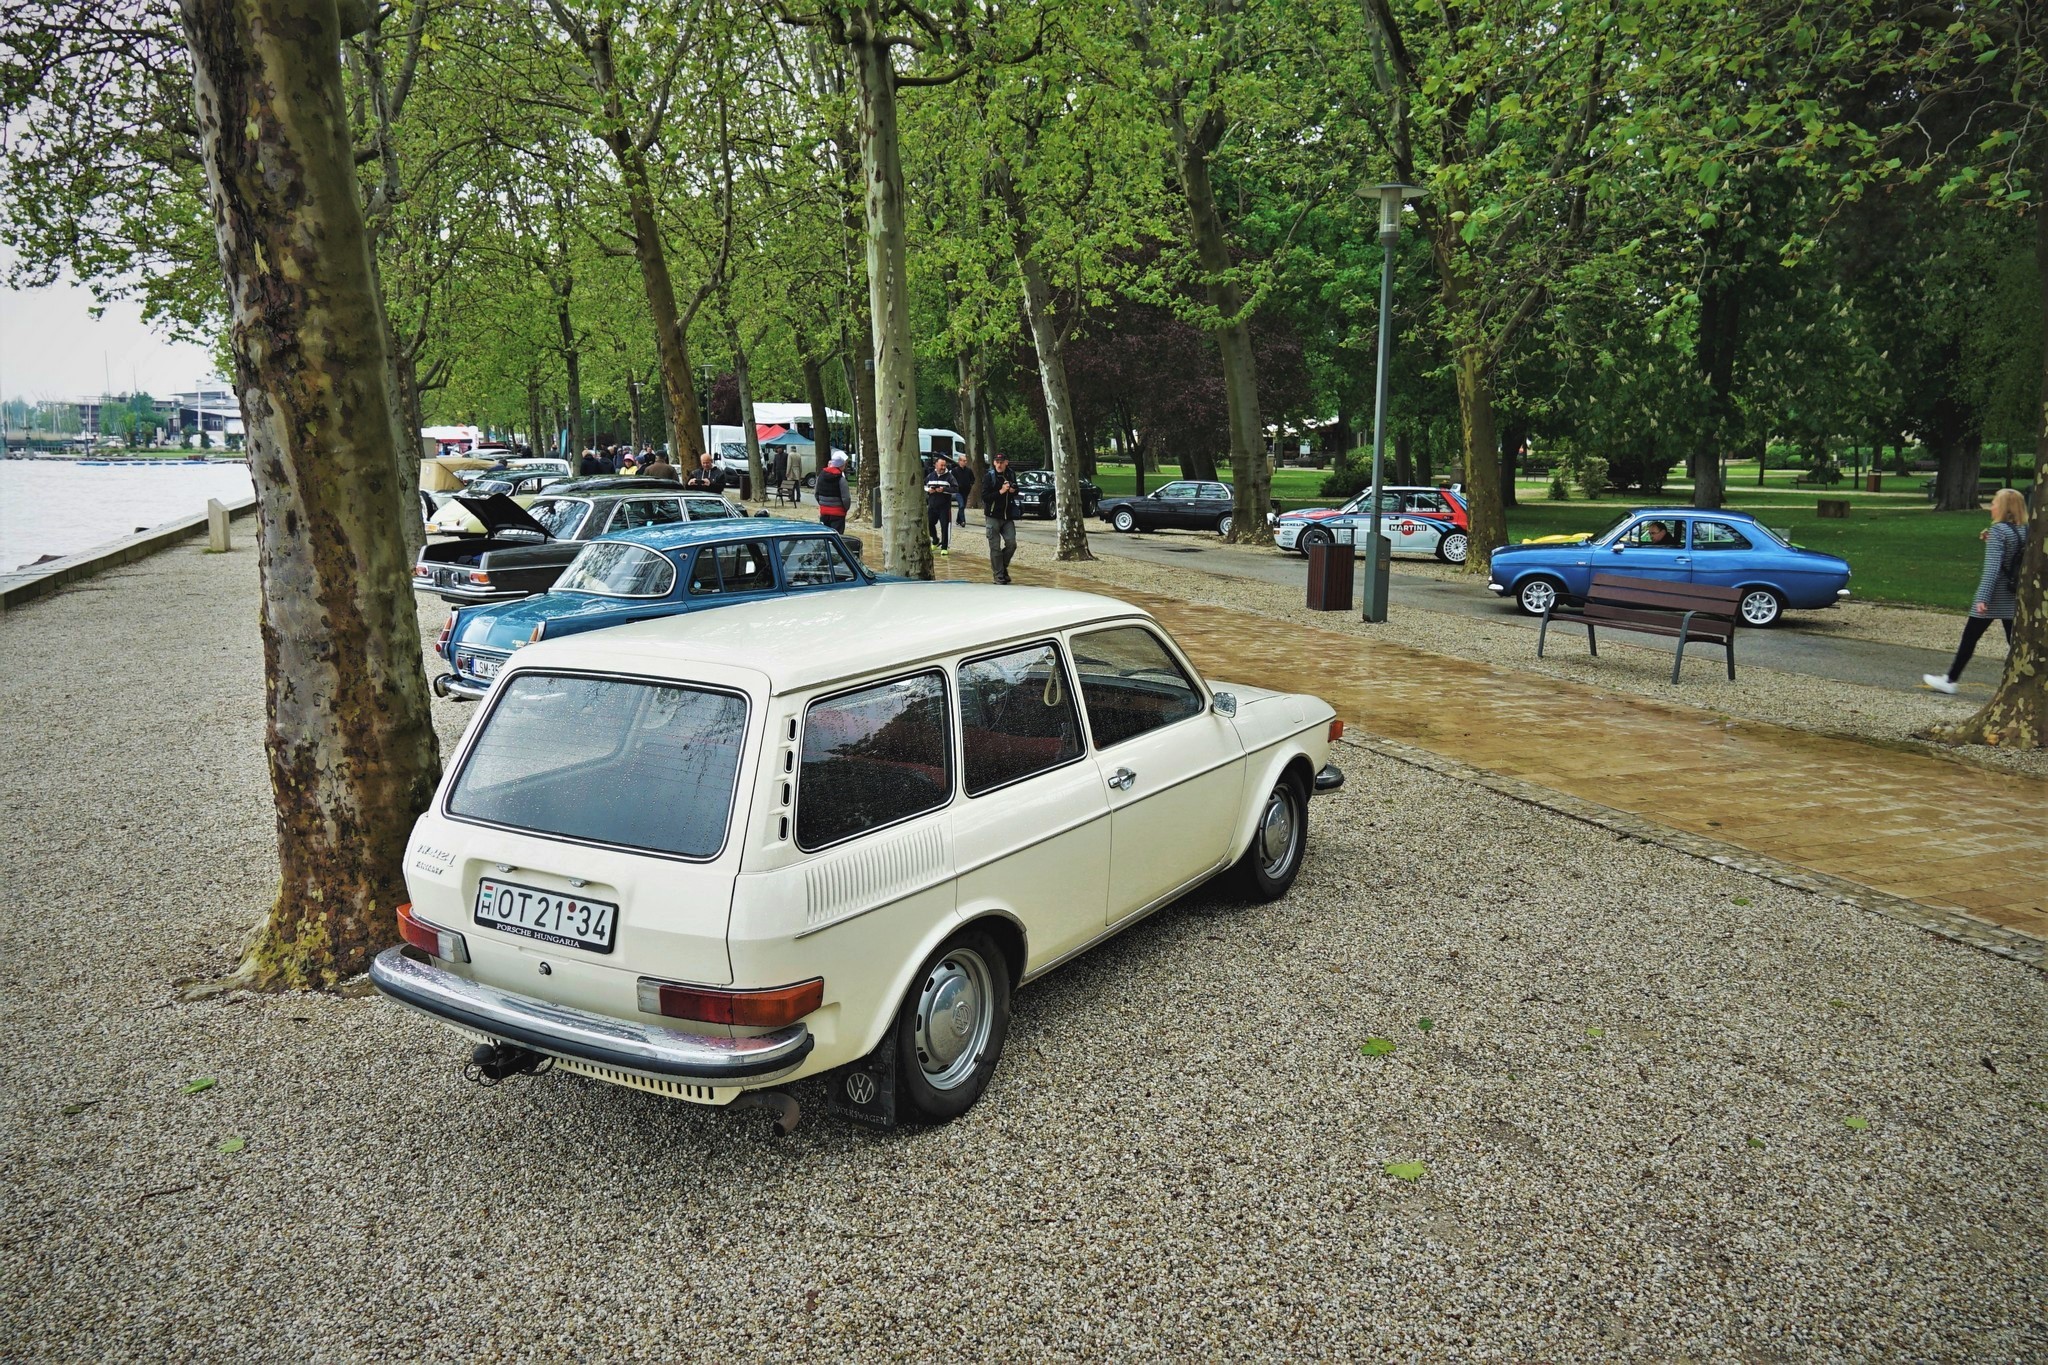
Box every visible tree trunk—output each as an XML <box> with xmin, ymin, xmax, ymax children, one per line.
<box><xmin>1932</xmin><ymin>419</ymin><xmax>1984</xmax><ymax>511</ymax></box>
<box><xmin>1498</xmin><ymin>416</ymin><xmax>1523</xmax><ymax>508</ymax></box>
<box><xmin>1690</xmin><ymin>260</ymin><xmax>1738</xmax><ymax>510</ymax></box>
<box><xmin>626</xmin><ymin>371</ymin><xmax>641</xmax><ymax>451</ymax></box>
<box><xmin>848</xmin><ymin>328</ymin><xmax>882</xmax><ymax>522</ymax></box>
<box><xmin>180</xmin><ymin>0</ymin><xmax>440</xmax><ymax>988</ymax></box>
<box><xmin>557</xmin><ymin>291</ymin><xmax>582</xmax><ymax>459</ymax></box>
<box><xmin>802</xmin><ymin>344</ymin><xmax>833</xmax><ymax>483</ymax></box>
<box><xmin>958</xmin><ymin>351</ymin><xmax>987</xmax><ymax>507</ymax></box>
<box><xmin>1927</xmin><ymin>194</ymin><xmax>2047</xmax><ymax>749</ymax></box>
<box><xmin>1454</xmin><ymin>348</ymin><xmax>1505</xmax><ymax>571</ymax></box>
<box><xmin>390</xmin><ymin>338</ymin><xmax>426</xmax><ymax>560</ymax></box>
<box><xmin>1170</xmin><ymin>112</ymin><xmax>1271</xmax><ymax>543</ymax></box>
<box><xmin>846</xmin><ymin>23</ymin><xmax>926</xmax><ymax>578</ymax></box>
<box><xmin>994</xmin><ymin>162</ymin><xmax>1092</xmax><ymax>562</ymax></box>
<box><xmin>730</xmin><ymin>326</ymin><xmax>764</xmax><ymax>503</ymax></box>
<box><xmin>526</xmin><ymin>378</ymin><xmax>542</xmax><ymax>458</ymax></box>
<box><xmin>1393</xmin><ymin>427</ymin><xmax>1413</xmax><ymax>486</ymax></box>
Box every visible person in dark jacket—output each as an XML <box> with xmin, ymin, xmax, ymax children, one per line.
<box><xmin>642</xmin><ymin>453</ymin><xmax>677</xmax><ymax>481</ymax></box>
<box><xmin>579</xmin><ymin>449</ymin><xmax>602</xmax><ymax>476</ymax></box>
<box><xmin>980</xmin><ymin>452</ymin><xmax>1020</xmax><ymax>584</ymax></box>
<box><xmin>925</xmin><ymin>458</ymin><xmax>955</xmax><ymax>555</ymax></box>
<box><xmin>684</xmin><ymin>451</ymin><xmax>726</xmax><ymax>494</ymax></box>
<box><xmin>950</xmin><ymin>457</ymin><xmax>974</xmax><ymax>526</ymax></box>
<box><xmin>1923</xmin><ymin>487</ymin><xmax>2029</xmax><ymax>693</ymax></box>
<box><xmin>815</xmin><ymin>455</ymin><xmax>850</xmax><ymax>533</ymax></box>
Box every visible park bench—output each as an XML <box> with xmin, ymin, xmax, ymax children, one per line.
<box><xmin>1920</xmin><ymin>477</ymin><xmax>2031</xmax><ymax>504</ymax></box>
<box><xmin>1537</xmin><ymin>573</ymin><xmax>1741</xmax><ymax>684</ymax></box>
<box><xmin>774</xmin><ymin>475</ymin><xmax>802</xmax><ymax>506</ymax></box>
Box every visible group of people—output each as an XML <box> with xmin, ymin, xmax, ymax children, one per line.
<box><xmin>811</xmin><ymin>449</ymin><xmax>1024</xmax><ymax>584</ymax></box>
<box><xmin>578</xmin><ymin>445</ymin><xmax>669</xmax><ymax>478</ymax></box>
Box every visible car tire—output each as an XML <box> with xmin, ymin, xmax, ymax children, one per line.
<box><xmin>1738</xmin><ymin>587</ymin><xmax>1785</xmax><ymax>628</ymax></box>
<box><xmin>894</xmin><ymin>928</ymin><xmax>1011</xmax><ymax>1123</ymax></box>
<box><xmin>1516</xmin><ymin>576</ymin><xmax>1565</xmax><ymax>616</ymax></box>
<box><xmin>1300</xmin><ymin>527</ymin><xmax>1334</xmax><ymax>556</ymax></box>
<box><xmin>1218</xmin><ymin>513</ymin><xmax>1234</xmax><ymax>538</ymax></box>
<box><xmin>1236</xmin><ymin>771</ymin><xmax>1309</xmax><ymax>901</ymax></box>
<box><xmin>1436</xmin><ymin>530</ymin><xmax>1469</xmax><ymax>565</ymax></box>
<box><xmin>1111</xmin><ymin>508</ymin><xmax>1138</xmax><ymax>533</ymax></box>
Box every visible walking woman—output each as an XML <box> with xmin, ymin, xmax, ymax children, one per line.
<box><xmin>1923</xmin><ymin>487</ymin><xmax>2028</xmax><ymax>694</ymax></box>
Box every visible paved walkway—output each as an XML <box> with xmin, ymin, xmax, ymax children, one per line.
<box><xmin>962</xmin><ymin>555</ymin><xmax>2047</xmax><ymax>949</ymax></box>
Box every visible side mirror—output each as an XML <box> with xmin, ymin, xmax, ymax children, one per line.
<box><xmin>1211</xmin><ymin>691</ymin><xmax>1238</xmax><ymax>717</ymax></box>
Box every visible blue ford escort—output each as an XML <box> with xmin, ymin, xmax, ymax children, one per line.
<box><xmin>433</xmin><ymin>519</ymin><xmax>873</xmax><ymax>699</ymax></box>
<box><xmin>1487</xmin><ymin>508</ymin><xmax>1851</xmax><ymax>626</ymax></box>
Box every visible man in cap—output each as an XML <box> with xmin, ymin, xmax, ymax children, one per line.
<box><xmin>814</xmin><ymin>453</ymin><xmax>851</xmax><ymax>533</ymax></box>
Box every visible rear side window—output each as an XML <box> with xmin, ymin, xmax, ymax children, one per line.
<box><xmin>450</xmin><ymin>674</ymin><xmax>748</xmax><ymax>859</ymax></box>
<box><xmin>685</xmin><ymin>497</ymin><xmax>738</xmax><ymax>521</ymax></box>
<box><xmin>778</xmin><ymin>537</ymin><xmax>858</xmax><ymax>586</ymax></box>
<box><xmin>798</xmin><ymin>671</ymin><xmax>951</xmax><ymax>850</ymax></box>
<box><xmin>614</xmin><ymin>498</ymin><xmax>683</xmax><ymax>531</ymax></box>
<box><xmin>1070</xmin><ymin>626</ymin><xmax>1204</xmax><ymax>749</ymax></box>
<box><xmin>526</xmin><ymin>498</ymin><xmax>589</xmax><ymax>538</ymax></box>
<box><xmin>555</xmin><ymin>542</ymin><xmax>676</xmax><ymax>597</ymax></box>
<box><xmin>959</xmin><ymin>642</ymin><xmax>1084</xmax><ymax>796</ymax></box>
<box><xmin>1692</xmin><ymin>521</ymin><xmax>1752</xmax><ymax>550</ymax></box>
<box><xmin>687</xmin><ymin>541</ymin><xmax>776</xmax><ymax>595</ymax></box>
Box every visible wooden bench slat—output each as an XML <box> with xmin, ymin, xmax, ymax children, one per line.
<box><xmin>1538</xmin><ymin>572</ymin><xmax>1739</xmax><ymax>684</ymax></box>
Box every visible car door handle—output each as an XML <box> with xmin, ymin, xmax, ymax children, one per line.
<box><xmin>1107</xmin><ymin>768</ymin><xmax>1137</xmax><ymax>791</ymax></box>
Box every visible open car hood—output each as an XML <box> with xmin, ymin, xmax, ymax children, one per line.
<box><xmin>453</xmin><ymin>493</ymin><xmax>551</xmax><ymax>540</ymax></box>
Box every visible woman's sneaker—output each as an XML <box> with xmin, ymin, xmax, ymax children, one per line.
<box><xmin>1921</xmin><ymin>674</ymin><xmax>1958</xmax><ymax>694</ymax></box>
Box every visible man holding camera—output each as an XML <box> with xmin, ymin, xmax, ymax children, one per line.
<box><xmin>980</xmin><ymin>451</ymin><xmax>1021</xmax><ymax>585</ymax></box>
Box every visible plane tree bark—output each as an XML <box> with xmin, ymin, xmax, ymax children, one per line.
<box><xmin>179</xmin><ymin>0</ymin><xmax>441</xmax><ymax>988</ymax></box>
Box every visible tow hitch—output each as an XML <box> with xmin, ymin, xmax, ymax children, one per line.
<box><xmin>464</xmin><ymin>1041</ymin><xmax>551</xmax><ymax>1085</ymax></box>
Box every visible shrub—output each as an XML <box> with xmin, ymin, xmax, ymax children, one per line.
<box><xmin>1321</xmin><ymin>454</ymin><xmax>1373</xmax><ymax>499</ymax></box>
<box><xmin>1574</xmin><ymin>455</ymin><xmax>1609</xmax><ymax>500</ymax></box>
<box><xmin>1547</xmin><ymin>471</ymin><xmax>1570</xmax><ymax>501</ymax></box>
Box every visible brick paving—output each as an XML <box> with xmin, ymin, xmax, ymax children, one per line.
<box><xmin>970</xmin><ymin>556</ymin><xmax>2047</xmax><ymax>954</ymax></box>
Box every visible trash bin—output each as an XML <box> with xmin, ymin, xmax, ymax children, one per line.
<box><xmin>1306</xmin><ymin>541</ymin><xmax>1354</xmax><ymax>611</ymax></box>
<box><xmin>1865</xmin><ymin>473</ymin><xmax>1882</xmax><ymax>493</ymax></box>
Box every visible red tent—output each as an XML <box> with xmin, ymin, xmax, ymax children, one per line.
<box><xmin>755</xmin><ymin>423</ymin><xmax>786</xmax><ymax>442</ymax></box>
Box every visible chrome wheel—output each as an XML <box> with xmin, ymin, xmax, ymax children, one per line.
<box><xmin>1739</xmin><ymin>588</ymin><xmax>1783</xmax><ymax>627</ymax></box>
<box><xmin>1218</xmin><ymin>513</ymin><xmax>1235</xmax><ymax>538</ymax></box>
<box><xmin>1517</xmin><ymin>578</ymin><xmax>1559</xmax><ymax>616</ymax></box>
<box><xmin>1112</xmin><ymin>508</ymin><xmax>1137</xmax><ymax>533</ymax></box>
<box><xmin>1438</xmin><ymin>531</ymin><xmax>1469</xmax><ymax>565</ymax></box>
<box><xmin>1301</xmin><ymin>527</ymin><xmax>1334</xmax><ymax>553</ymax></box>
<box><xmin>1256</xmin><ymin>787</ymin><xmax>1301</xmax><ymax>880</ymax></box>
<box><xmin>913</xmin><ymin>946</ymin><xmax>995</xmax><ymax>1092</ymax></box>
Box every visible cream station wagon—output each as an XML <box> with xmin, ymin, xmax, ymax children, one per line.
<box><xmin>371</xmin><ymin>584</ymin><xmax>1343</xmax><ymax>1130</ymax></box>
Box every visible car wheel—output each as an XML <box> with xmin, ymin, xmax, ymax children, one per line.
<box><xmin>1516</xmin><ymin>576</ymin><xmax>1564</xmax><ymax>616</ymax></box>
<box><xmin>1300</xmin><ymin>527</ymin><xmax>1334</xmax><ymax>555</ymax></box>
<box><xmin>894</xmin><ymin>929</ymin><xmax>1011</xmax><ymax>1123</ymax></box>
<box><xmin>1237</xmin><ymin>772</ymin><xmax>1308</xmax><ymax>901</ymax></box>
<box><xmin>1738</xmin><ymin>587</ymin><xmax>1785</xmax><ymax>628</ymax></box>
<box><xmin>1436</xmin><ymin>530</ymin><xmax>1469</xmax><ymax>565</ymax></box>
<box><xmin>1218</xmin><ymin>513</ymin><xmax>1235</xmax><ymax>538</ymax></box>
<box><xmin>1111</xmin><ymin>508</ymin><xmax>1138</xmax><ymax>533</ymax></box>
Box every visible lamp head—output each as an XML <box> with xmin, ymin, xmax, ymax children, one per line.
<box><xmin>1375</xmin><ymin>182</ymin><xmax>1426</xmax><ymax>234</ymax></box>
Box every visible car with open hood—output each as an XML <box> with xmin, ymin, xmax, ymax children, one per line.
<box><xmin>1487</xmin><ymin>508</ymin><xmax>1851</xmax><ymax>626</ymax></box>
<box><xmin>371</xmin><ymin>584</ymin><xmax>1344</xmax><ymax>1131</ymax></box>
<box><xmin>431</xmin><ymin>519</ymin><xmax>875</xmax><ymax>700</ymax></box>
<box><xmin>411</xmin><ymin>482</ymin><xmax>745</xmax><ymax>605</ymax></box>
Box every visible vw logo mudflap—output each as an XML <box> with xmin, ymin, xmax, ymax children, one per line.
<box><xmin>823</xmin><ymin>1043</ymin><xmax>898</xmax><ymax>1129</ymax></box>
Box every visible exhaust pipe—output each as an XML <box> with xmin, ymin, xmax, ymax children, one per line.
<box><xmin>466</xmin><ymin>1041</ymin><xmax>548</xmax><ymax>1085</ymax></box>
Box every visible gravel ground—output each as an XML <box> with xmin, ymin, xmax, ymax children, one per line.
<box><xmin>3</xmin><ymin>540</ymin><xmax>2046</xmax><ymax>1361</ymax></box>
<box><xmin>972</xmin><ymin>532</ymin><xmax>2047</xmax><ymax>780</ymax></box>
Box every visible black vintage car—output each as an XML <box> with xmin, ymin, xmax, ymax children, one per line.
<box><xmin>1010</xmin><ymin>468</ymin><xmax>1102</xmax><ymax>519</ymax></box>
<box><xmin>411</xmin><ymin>482</ymin><xmax>748</xmax><ymax>605</ymax></box>
<box><xmin>1097</xmin><ymin>479</ymin><xmax>1237</xmax><ymax>536</ymax></box>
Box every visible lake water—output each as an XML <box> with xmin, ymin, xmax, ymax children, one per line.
<box><xmin>0</xmin><ymin>460</ymin><xmax>255</xmax><ymax>572</ymax></box>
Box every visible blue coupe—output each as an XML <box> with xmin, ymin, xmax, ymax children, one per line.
<box><xmin>432</xmin><ymin>518</ymin><xmax>872</xmax><ymax>699</ymax></box>
<box><xmin>1487</xmin><ymin>508</ymin><xmax>1851</xmax><ymax>627</ymax></box>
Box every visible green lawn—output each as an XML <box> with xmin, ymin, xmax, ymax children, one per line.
<box><xmin>1089</xmin><ymin>459</ymin><xmax>1997</xmax><ymax>610</ymax></box>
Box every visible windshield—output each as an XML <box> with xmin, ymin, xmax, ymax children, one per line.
<box><xmin>525</xmin><ymin>498</ymin><xmax>589</xmax><ymax>538</ymax></box>
<box><xmin>1591</xmin><ymin>513</ymin><xmax>1634</xmax><ymax>545</ymax></box>
<box><xmin>468</xmin><ymin>477</ymin><xmax>515</xmax><ymax>496</ymax></box>
<box><xmin>556</xmin><ymin>542</ymin><xmax>677</xmax><ymax>597</ymax></box>
<box><xmin>449</xmin><ymin>673</ymin><xmax>748</xmax><ymax>860</ymax></box>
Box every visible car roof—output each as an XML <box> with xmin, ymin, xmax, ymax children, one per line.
<box><xmin>512</xmin><ymin>583</ymin><xmax>1155</xmax><ymax>696</ymax></box>
<box><xmin>544</xmin><ymin>477</ymin><xmax>687</xmax><ymax>497</ymax></box>
<box><xmin>1630</xmin><ymin>507</ymin><xmax>1760</xmax><ymax>521</ymax></box>
<box><xmin>599</xmin><ymin>518</ymin><xmax>830</xmax><ymax>552</ymax></box>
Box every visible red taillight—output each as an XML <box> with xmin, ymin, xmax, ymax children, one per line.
<box><xmin>1329</xmin><ymin>718</ymin><xmax>1345</xmax><ymax>742</ymax></box>
<box><xmin>636</xmin><ymin>977</ymin><xmax>823</xmax><ymax>1028</ymax></box>
<box><xmin>436</xmin><ymin>612</ymin><xmax>456</xmax><ymax>655</ymax></box>
<box><xmin>396</xmin><ymin>902</ymin><xmax>470</xmax><ymax>963</ymax></box>
<box><xmin>413</xmin><ymin>563</ymin><xmax>431</xmax><ymax>580</ymax></box>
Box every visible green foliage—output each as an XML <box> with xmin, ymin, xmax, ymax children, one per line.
<box><xmin>1547</xmin><ymin>470</ymin><xmax>1570</xmax><ymax>501</ymax></box>
<box><xmin>1573</xmin><ymin>456</ymin><xmax>1610</xmax><ymax>501</ymax></box>
<box><xmin>1360</xmin><ymin>1037</ymin><xmax>1396</xmax><ymax>1056</ymax></box>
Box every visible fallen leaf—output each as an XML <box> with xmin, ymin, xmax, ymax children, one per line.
<box><xmin>1827</xmin><ymin>999</ymin><xmax>1850</xmax><ymax>1009</ymax></box>
<box><xmin>218</xmin><ymin>1136</ymin><xmax>246</xmax><ymax>1155</ymax></box>
<box><xmin>60</xmin><ymin>1101</ymin><xmax>98</xmax><ymax>1117</ymax></box>
<box><xmin>1585</xmin><ymin>1026</ymin><xmax>1605</xmax><ymax>1039</ymax></box>
<box><xmin>1361</xmin><ymin>1037</ymin><xmax>1396</xmax><ymax>1057</ymax></box>
<box><xmin>1732</xmin><ymin>896</ymin><xmax>1752</xmax><ymax>906</ymax></box>
<box><xmin>1383</xmin><ymin>1160</ymin><xmax>1426</xmax><ymax>1181</ymax></box>
<box><xmin>178</xmin><ymin>1078</ymin><xmax>216</xmax><ymax>1096</ymax></box>
<box><xmin>1745</xmin><ymin>1136</ymin><xmax>1766</xmax><ymax>1149</ymax></box>
<box><xmin>1417</xmin><ymin>1018</ymin><xmax>1435</xmax><ymax>1033</ymax></box>
<box><xmin>1842</xmin><ymin>1116</ymin><xmax>1870</xmax><ymax>1131</ymax></box>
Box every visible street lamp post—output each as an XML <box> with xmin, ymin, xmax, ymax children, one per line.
<box><xmin>1362</xmin><ymin>182</ymin><xmax>1424</xmax><ymax>624</ymax></box>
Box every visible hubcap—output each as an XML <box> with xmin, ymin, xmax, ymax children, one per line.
<box><xmin>1257</xmin><ymin>788</ymin><xmax>1298</xmax><ymax>878</ymax></box>
<box><xmin>1220</xmin><ymin>517</ymin><xmax>1233</xmax><ymax>537</ymax></box>
<box><xmin>1115</xmin><ymin>511</ymin><xmax>1134</xmax><ymax>531</ymax></box>
<box><xmin>1443</xmin><ymin>533</ymin><xmax>1467</xmax><ymax>562</ymax></box>
<box><xmin>1742</xmin><ymin>592</ymin><xmax>1777</xmax><ymax>625</ymax></box>
<box><xmin>914</xmin><ymin>947</ymin><xmax>994</xmax><ymax>1091</ymax></box>
<box><xmin>1522</xmin><ymin>581</ymin><xmax>1556</xmax><ymax>614</ymax></box>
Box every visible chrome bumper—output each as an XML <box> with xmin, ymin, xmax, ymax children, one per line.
<box><xmin>368</xmin><ymin>947</ymin><xmax>814</xmax><ymax>1082</ymax></box>
<box><xmin>431</xmin><ymin>671</ymin><xmax>489</xmax><ymax>701</ymax></box>
<box><xmin>1314</xmin><ymin>763</ymin><xmax>1345</xmax><ymax>794</ymax></box>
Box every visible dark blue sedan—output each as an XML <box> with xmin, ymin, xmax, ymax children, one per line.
<box><xmin>432</xmin><ymin>518</ymin><xmax>872</xmax><ymax>699</ymax></box>
<box><xmin>1487</xmin><ymin>508</ymin><xmax>1851</xmax><ymax>626</ymax></box>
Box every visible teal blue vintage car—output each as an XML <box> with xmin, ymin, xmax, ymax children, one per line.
<box><xmin>433</xmin><ymin>519</ymin><xmax>873</xmax><ymax>700</ymax></box>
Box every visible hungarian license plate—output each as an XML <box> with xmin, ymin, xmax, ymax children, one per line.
<box><xmin>473</xmin><ymin>878</ymin><xmax>617</xmax><ymax>953</ymax></box>
<box><xmin>467</xmin><ymin>654</ymin><xmax>501</xmax><ymax>680</ymax></box>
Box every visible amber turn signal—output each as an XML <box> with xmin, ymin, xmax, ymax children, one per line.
<box><xmin>1328</xmin><ymin>718</ymin><xmax>1345</xmax><ymax>742</ymax></box>
<box><xmin>396</xmin><ymin>902</ymin><xmax>470</xmax><ymax>964</ymax></box>
<box><xmin>636</xmin><ymin>977</ymin><xmax>824</xmax><ymax>1028</ymax></box>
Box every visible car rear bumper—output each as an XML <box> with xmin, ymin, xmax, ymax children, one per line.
<box><xmin>431</xmin><ymin>672</ymin><xmax>490</xmax><ymax>701</ymax></box>
<box><xmin>417</xmin><ymin>581</ymin><xmax>526</xmax><ymax>605</ymax></box>
<box><xmin>368</xmin><ymin>947</ymin><xmax>815</xmax><ymax>1083</ymax></box>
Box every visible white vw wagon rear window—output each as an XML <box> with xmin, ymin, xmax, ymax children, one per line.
<box><xmin>449</xmin><ymin>673</ymin><xmax>748</xmax><ymax>859</ymax></box>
